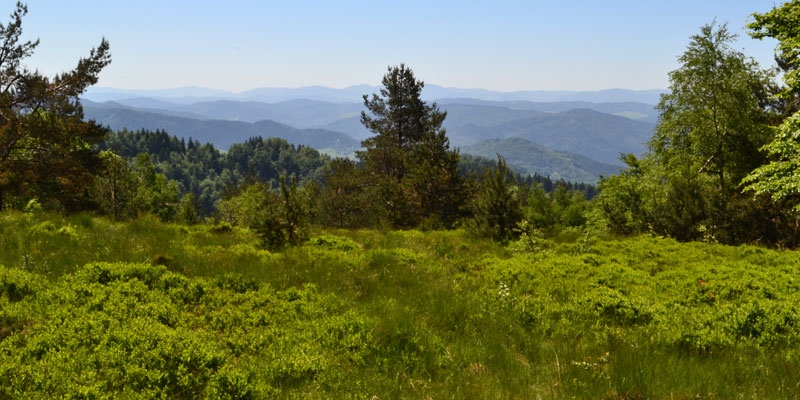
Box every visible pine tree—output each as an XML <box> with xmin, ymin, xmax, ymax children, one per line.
<box><xmin>469</xmin><ymin>156</ymin><xmax>522</xmax><ymax>243</ymax></box>
<box><xmin>357</xmin><ymin>64</ymin><xmax>465</xmax><ymax>228</ymax></box>
<box><xmin>0</xmin><ymin>2</ymin><xmax>111</xmax><ymax>210</ymax></box>
<box><xmin>318</xmin><ymin>158</ymin><xmax>374</xmax><ymax>228</ymax></box>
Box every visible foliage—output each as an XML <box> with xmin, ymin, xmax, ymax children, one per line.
<box><xmin>3</xmin><ymin>212</ymin><xmax>800</xmax><ymax>398</ymax></box>
<box><xmin>748</xmin><ymin>0</ymin><xmax>800</xmax><ymax>102</ymax></box>
<box><xmin>99</xmin><ymin>123</ymin><xmax>595</xmax><ymax>233</ymax></box>
<box><xmin>216</xmin><ymin>182</ymin><xmax>271</xmax><ymax>229</ymax></box>
<box><xmin>225</xmin><ymin>136</ymin><xmax>329</xmax><ymax>185</ymax></box>
<box><xmin>467</xmin><ymin>156</ymin><xmax>523</xmax><ymax>243</ymax></box>
<box><xmin>355</xmin><ymin>64</ymin><xmax>467</xmax><ymax>228</ymax></box>
<box><xmin>132</xmin><ymin>153</ymin><xmax>183</xmax><ymax>222</ymax></box>
<box><xmin>600</xmin><ymin>22</ymin><xmax>782</xmax><ymax>245</ymax></box>
<box><xmin>218</xmin><ymin>175</ymin><xmax>310</xmax><ymax>250</ymax></box>
<box><xmin>0</xmin><ymin>2</ymin><xmax>110</xmax><ymax>211</ymax></box>
<box><xmin>0</xmin><ymin>261</ymin><xmax>360</xmax><ymax>398</ymax></box>
<box><xmin>524</xmin><ymin>181</ymin><xmax>589</xmax><ymax>234</ymax></box>
<box><xmin>255</xmin><ymin>174</ymin><xmax>308</xmax><ymax>249</ymax></box>
<box><xmin>652</xmin><ymin>21</ymin><xmax>773</xmax><ymax>194</ymax></box>
<box><xmin>742</xmin><ymin>2</ymin><xmax>800</xmax><ymax>217</ymax></box>
<box><xmin>742</xmin><ymin>112</ymin><xmax>800</xmax><ymax>217</ymax></box>
<box><xmin>90</xmin><ymin>150</ymin><xmax>140</xmax><ymax>220</ymax></box>
<box><xmin>316</xmin><ymin>158</ymin><xmax>376</xmax><ymax>229</ymax></box>
<box><xmin>100</xmin><ymin>130</ymin><xmax>332</xmax><ymax>217</ymax></box>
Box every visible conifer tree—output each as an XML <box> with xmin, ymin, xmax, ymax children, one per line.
<box><xmin>357</xmin><ymin>64</ymin><xmax>465</xmax><ymax>228</ymax></box>
<box><xmin>0</xmin><ymin>2</ymin><xmax>111</xmax><ymax>210</ymax></box>
<box><xmin>469</xmin><ymin>155</ymin><xmax>522</xmax><ymax>243</ymax></box>
<box><xmin>318</xmin><ymin>158</ymin><xmax>374</xmax><ymax>228</ymax></box>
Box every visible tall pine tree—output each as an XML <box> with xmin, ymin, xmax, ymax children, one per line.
<box><xmin>357</xmin><ymin>64</ymin><xmax>465</xmax><ymax>228</ymax></box>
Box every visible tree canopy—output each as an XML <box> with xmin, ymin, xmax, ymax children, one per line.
<box><xmin>0</xmin><ymin>2</ymin><xmax>110</xmax><ymax>210</ymax></box>
<box><xmin>743</xmin><ymin>1</ymin><xmax>800</xmax><ymax>215</ymax></box>
<box><xmin>600</xmin><ymin>22</ymin><xmax>779</xmax><ymax>244</ymax></box>
<box><xmin>355</xmin><ymin>64</ymin><xmax>466</xmax><ymax>228</ymax></box>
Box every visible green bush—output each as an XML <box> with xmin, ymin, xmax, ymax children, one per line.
<box><xmin>307</xmin><ymin>234</ymin><xmax>361</xmax><ymax>252</ymax></box>
<box><xmin>1</xmin><ymin>213</ymin><xmax>800</xmax><ymax>398</ymax></box>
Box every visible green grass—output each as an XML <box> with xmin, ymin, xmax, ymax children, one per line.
<box><xmin>2</xmin><ymin>211</ymin><xmax>800</xmax><ymax>398</ymax></box>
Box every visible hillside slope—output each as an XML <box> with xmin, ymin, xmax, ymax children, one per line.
<box><xmin>453</xmin><ymin>108</ymin><xmax>653</xmax><ymax>165</ymax></box>
<box><xmin>84</xmin><ymin>106</ymin><xmax>360</xmax><ymax>155</ymax></box>
<box><xmin>462</xmin><ymin>137</ymin><xmax>622</xmax><ymax>183</ymax></box>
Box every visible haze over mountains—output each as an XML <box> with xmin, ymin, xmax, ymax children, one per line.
<box><xmin>84</xmin><ymin>85</ymin><xmax>665</xmax><ymax>105</ymax></box>
<box><xmin>82</xmin><ymin>85</ymin><xmax>663</xmax><ymax>183</ymax></box>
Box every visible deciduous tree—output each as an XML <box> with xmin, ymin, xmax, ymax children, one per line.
<box><xmin>601</xmin><ymin>22</ymin><xmax>776</xmax><ymax>244</ymax></box>
<box><xmin>91</xmin><ymin>150</ymin><xmax>139</xmax><ymax>220</ymax></box>
<box><xmin>651</xmin><ymin>21</ymin><xmax>773</xmax><ymax>195</ymax></box>
<box><xmin>743</xmin><ymin>1</ymin><xmax>800</xmax><ymax>218</ymax></box>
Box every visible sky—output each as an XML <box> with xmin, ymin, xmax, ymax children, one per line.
<box><xmin>19</xmin><ymin>1</ymin><xmax>784</xmax><ymax>93</ymax></box>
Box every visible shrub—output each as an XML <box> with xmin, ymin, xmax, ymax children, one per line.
<box><xmin>307</xmin><ymin>234</ymin><xmax>361</xmax><ymax>252</ymax></box>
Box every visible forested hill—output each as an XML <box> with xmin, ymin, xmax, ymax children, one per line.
<box><xmin>98</xmin><ymin>128</ymin><xmax>598</xmax><ymax>218</ymax></box>
<box><xmin>84</xmin><ymin>102</ymin><xmax>361</xmax><ymax>156</ymax></box>
<box><xmin>436</xmin><ymin>98</ymin><xmax>659</xmax><ymax>123</ymax></box>
<box><xmin>443</xmin><ymin>107</ymin><xmax>653</xmax><ymax>165</ymax></box>
<box><xmin>98</xmin><ymin>130</ymin><xmax>333</xmax><ymax>215</ymax></box>
<box><xmin>462</xmin><ymin>137</ymin><xmax>622</xmax><ymax>183</ymax></box>
<box><xmin>84</xmin><ymin>97</ymin><xmax>655</xmax><ymax>167</ymax></box>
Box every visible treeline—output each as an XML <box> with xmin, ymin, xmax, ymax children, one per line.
<box><xmin>6</xmin><ymin>0</ymin><xmax>800</xmax><ymax>248</ymax></box>
<box><xmin>90</xmin><ymin>126</ymin><xmax>593</xmax><ymax>247</ymax></box>
<box><xmin>459</xmin><ymin>154</ymin><xmax>598</xmax><ymax>198</ymax></box>
<box><xmin>0</xmin><ymin>1</ymin><xmax>612</xmax><ymax>248</ymax></box>
<box><xmin>98</xmin><ymin>130</ymin><xmax>330</xmax><ymax>215</ymax></box>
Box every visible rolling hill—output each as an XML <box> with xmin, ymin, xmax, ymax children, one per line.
<box><xmin>440</xmin><ymin>105</ymin><xmax>653</xmax><ymax>165</ymax></box>
<box><xmin>82</xmin><ymin>87</ymin><xmax>658</xmax><ymax>180</ymax></box>
<box><xmin>461</xmin><ymin>137</ymin><xmax>622</xmax><ymax>183</ymax></box>
<box><xmin>84</xmin><ymin>105</ymin><xmax>360</xmax><ymax>156</ymax></box>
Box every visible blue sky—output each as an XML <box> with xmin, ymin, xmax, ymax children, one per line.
<box><xmin>20</xmin><ymin>1</ymin><xmax>782</xmax><ymax>92</ymax></box>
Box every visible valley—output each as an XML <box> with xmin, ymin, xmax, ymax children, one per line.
<box><xmin>82</xmin><ymin>86</ymin><xmax>659</xmax><ymax>183</ymax></box>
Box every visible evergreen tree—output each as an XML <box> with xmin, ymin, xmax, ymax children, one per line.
<box><xmin>469</xmin><ymin>156</ymin><xmax>522</xmax><ymax>243</ymax></box>
<box><xmin>357</xmin><ymin>64</ymin><xmax>465</xmax><ymax>228</ymax></box>
<box><xmin>0</xmin><ymin>2</ymin><xmax>110</xmax><ymax>210</ymax></box>
<box><xmin>318</xmin><ymin>158</ymin><xmax>374</xmax><ymax>228</ymax></box>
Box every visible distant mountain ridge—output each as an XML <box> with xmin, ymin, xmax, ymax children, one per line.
<box><xmin>82</xmin><ymin>85</ymin><xmax>660</xmax><ymax>182</ymax></box>
<box><xmin>84</xmin><ymin>85</ymin><xmax>665</xmax><ymax>105</ymax></box>
<box><xmin>462</xmin><ymin>137</ymin><xmax>622</xmax><ymax>183</ymax></box>
<box><xmin>84</xmin><ymin>105</ymin><xmax>360</xmax><ymax>156</ymax></box>
<box><xmin>448</xmin><ymin>107</ymin><xmax>653</xmax><ymax>165</ymax></box>
<box><xmin>84</xmin><ymin>99</ymin><xmax>653</xmax><ymax>165</ymax></box>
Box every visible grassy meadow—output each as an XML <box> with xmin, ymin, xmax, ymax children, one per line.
<box><xmin>2</xmin><ymin>210</ymin><xmax>800</xmax><ymax>398</ymax></box>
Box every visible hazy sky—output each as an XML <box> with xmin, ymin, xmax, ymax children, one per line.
<box><xmin>20</xmin><ymin>1</ymin><xmax>782</xmax><ymax>92</ymax></box>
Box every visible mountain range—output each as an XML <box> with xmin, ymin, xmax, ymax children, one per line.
<box><xmin>462</xmin><ymin>137</ymin><xmax>622</xmax><ymax>183</ymax></box>
<box><xmin>84</xmin><ymin>85</ymin><xmax>665</xmax><ymax>104</ymax></box>
<box><xmin>82</xmin><ymin>85</ymin><xmax>661</xmax><ymax>183</ymax></box>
